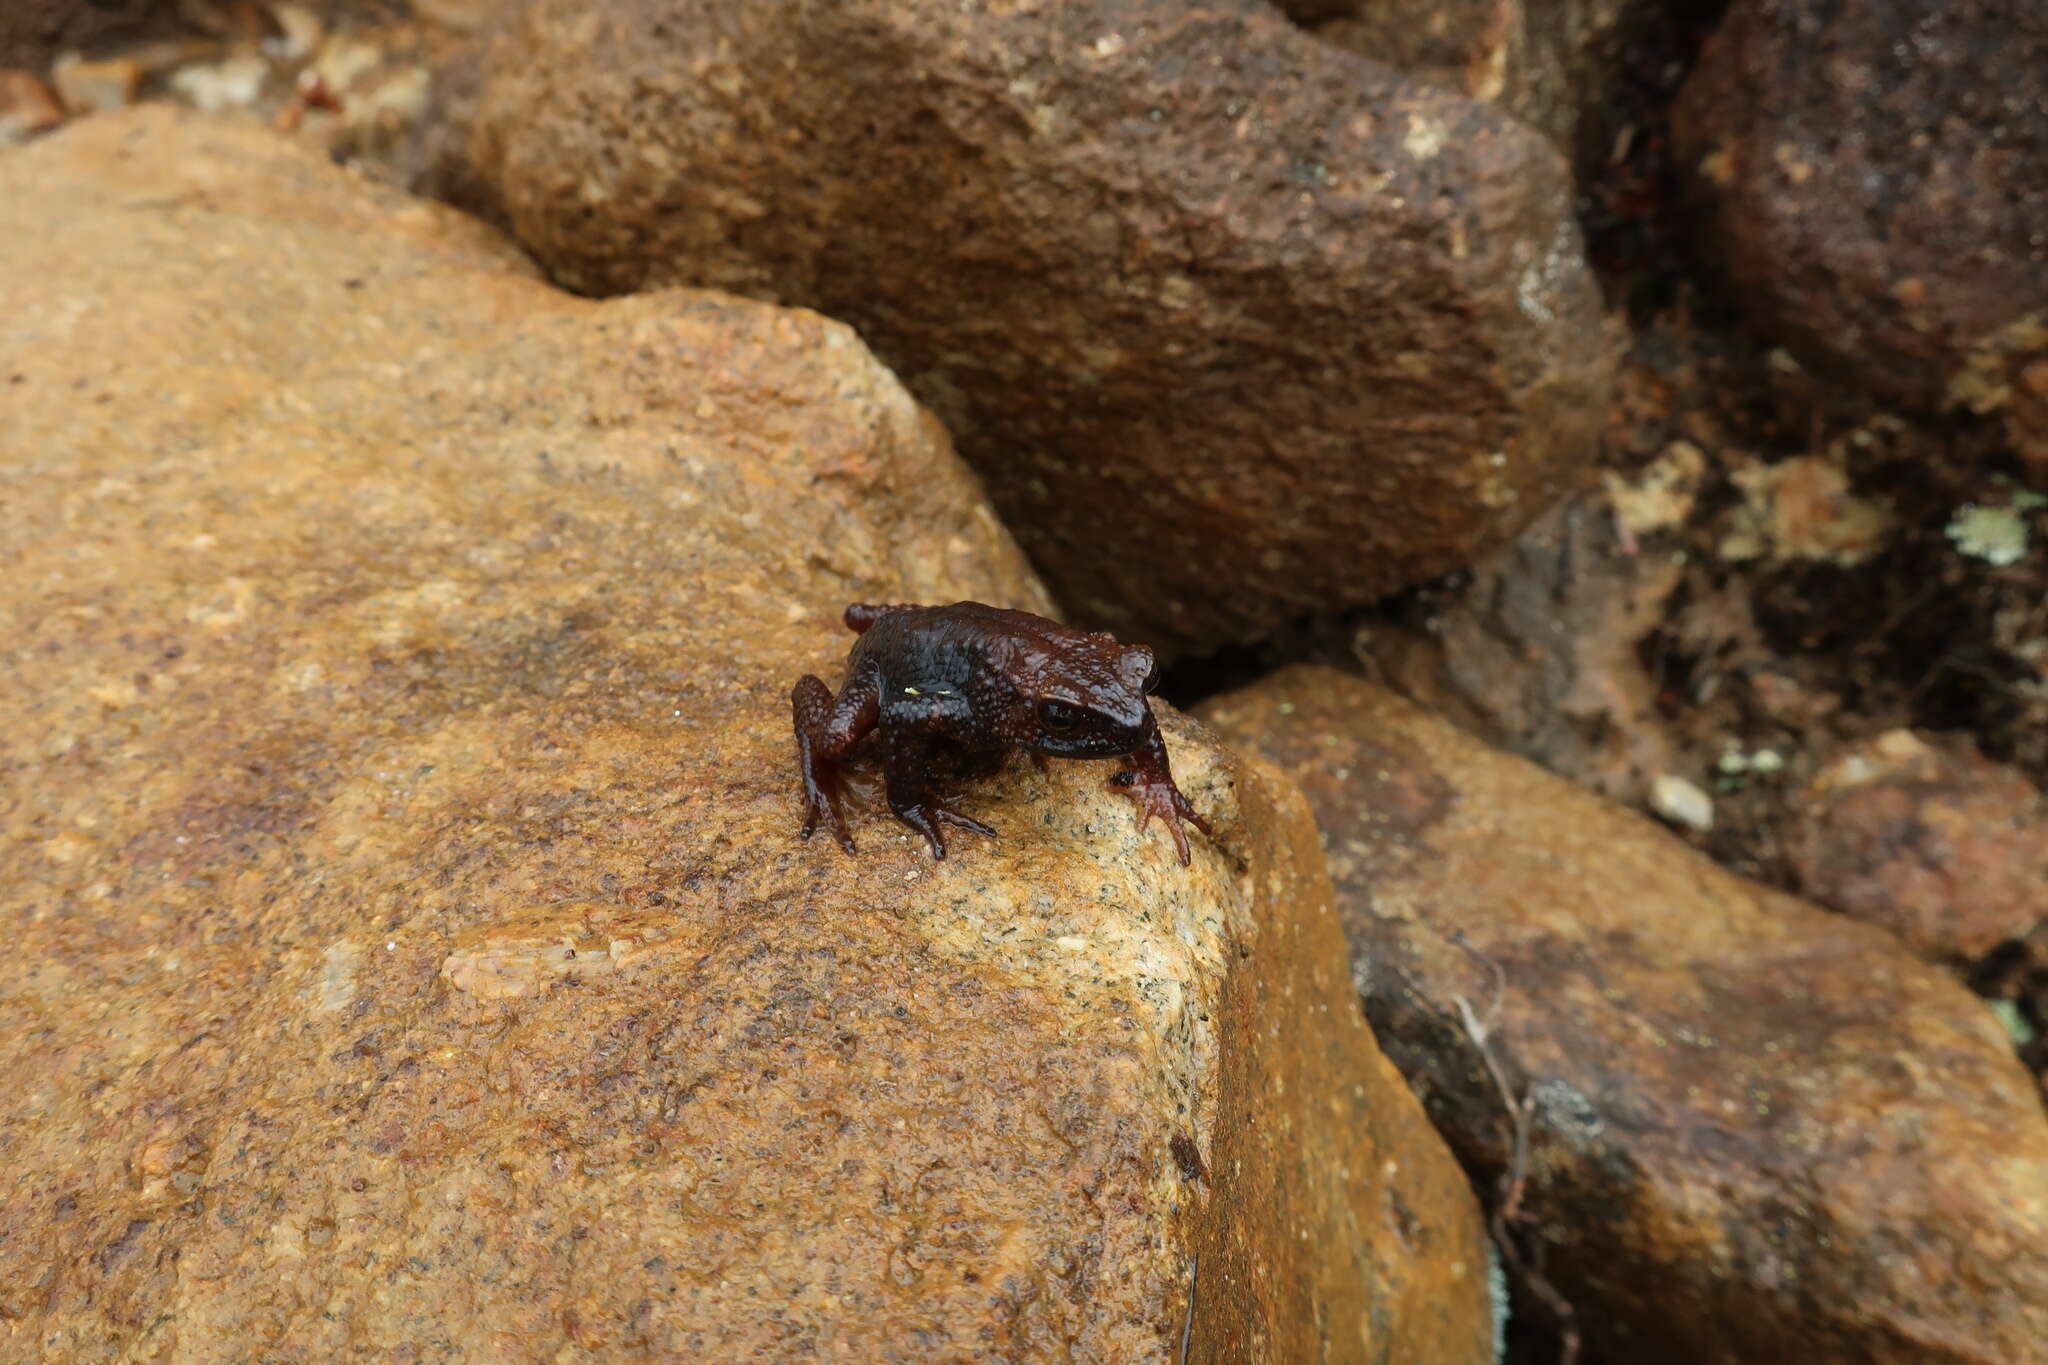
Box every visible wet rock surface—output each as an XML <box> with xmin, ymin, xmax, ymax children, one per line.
<box><xmin>0</xmin><ymin>108</ymin><xmax>1492</xmax><ymax>1362</ymax></box>
<box><xmin>417</xmin><ymin>0</ymin><xmax>1611</xmax><ymax>652</ymax></box>
<box><xmin>1202</xmin><ymin>665</ymin><xmax>2048</xmax><ymax>1365</ymax></box>
<box><xmin>1673</xmin><ymin>0</ymin><xmax>2048</xmax><ymax>417</ymax></box>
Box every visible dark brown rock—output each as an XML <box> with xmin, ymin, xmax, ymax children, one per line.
<box><xmin>419</xmin><ymin>0</ymin><xmax>1612</xmax><ymax>652</ymax></box>
<box><xmin>1789</xmin><ymin>730</ymin><xmax>2048</xmax><ymax>961</ymax></box>
<box><xmin>1673</xmin><ymin>0</ymin><xmax>2048</xmax><ymax>416</ymax></box>
<box><xmin>1202</xmin><ymin>665</ymin><xmax>2048</xmax><ymax>1365</ymax></box>
<box><xmin>0</xmin><ymin>107</ymin><xmax>1493</xmax><ymax>1362</ymax></box>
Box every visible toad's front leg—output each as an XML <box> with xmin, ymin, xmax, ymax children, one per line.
<box><xmin>1112</xmin><ymin>712</ymin><xmax>1214</xmax><ymax>866</ymax></box>
<box><xmin>885</xmin><ymin>729</ymin><xmax>996</xmax><ymax>860</ymax></box>
<box><xmin>791</xmin><ymin>666</ymin><xmax>879</xmax><ymax>853</ymax></box>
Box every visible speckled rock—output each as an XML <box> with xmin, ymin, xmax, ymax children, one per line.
<box><xmin>1672</xmin><ymin>0</ymin><xmax>2048</xmax><ymax>418</ymax></box>
<box><xmin>1202</xmin><ymin>665</ymin><xmax>2048</xmax><ymax>1365</ymax></box>
<box><xmin>0</xmin><ymin>108</ymin><xmax>1493</xmax><ymax>1363</ymax></box>
<box><xmin>417</xmin><ymin>0</ymin><xmax>1611</xmax><ymax>652</ymax></box>
<box><xmin>1277</xmin><ymin>0</ymin><xmax>1652</xmax><ymax>166</ymax></box>
<box><xmin>1789</xmin><ymin>731</ymin><xmax>2048</xmax><ymax>962</ymax></box>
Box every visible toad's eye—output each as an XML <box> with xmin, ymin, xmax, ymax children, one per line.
<box><xmin>1037</xmin><ymin>699</ymin><xmax>1085</xmax><ymax>731</ymax></box>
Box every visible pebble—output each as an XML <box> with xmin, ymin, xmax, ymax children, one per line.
<box><xmin>1650</xmin><ymin>774</ymin><xmax>1715</xmax><ymax>832</ymax></box>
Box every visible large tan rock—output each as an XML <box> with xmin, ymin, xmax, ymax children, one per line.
<box><xmin>0</xmin><ymin>108</ymin><xmax>1492</xmax><ymax>1362</ymax></box>
<box><xmin>1202</xmin><ymin>665</ymin><xmax>2048</xmax><ymax>1364</ymax></box>
<box><xmin>418</xmin><ymin>0</ymin><xmax>1612</xmax><ymax>653</ymax></box>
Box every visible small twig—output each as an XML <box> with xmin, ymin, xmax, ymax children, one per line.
<box><xmin>1853</xmin><ymin>577</ymin><xmax>1941</xmax><ymax>654</ymax></box>
<box><xmin>1456</xmin><ymin>994</ymin><xmax>1534</xmax><ymax>1225</ymax></box>
<box><xmin>1452</xmin><ymin>931</ymin><xmax>1507</xmax><ymax>1037</ymax></box>
<box><xmin>1907</xmin><ymin>650</ymin><xmax>2024</xmax><ymax>705</ymax></box>
<box><xmin>1612</xmin><ymin>499</ymin><xmax>1640</xmax><ymax>558</ymax></box>
<box><xmin>1495</xmin><ymin>1223</ymin><xmax>1582</xmax><ymax>1365</ymax></box>
<box><xmin>1450</xmin><ymin>935</ymin><xmax>1581</xmax><ymax>1365</ymax></box>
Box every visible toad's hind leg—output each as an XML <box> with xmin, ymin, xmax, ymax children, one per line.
<box><xmin>792</xmin><ymin>668</ymin><xmax>879</xmax><ymax>853</ymax></box>
<box><xmin>843</xmin><ymin>602</ymin><xmax>928</xmax><ymax>634</ymax></box>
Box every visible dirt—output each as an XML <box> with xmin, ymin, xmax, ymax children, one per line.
<box><xmin>1606</xmin><ymin>310</ymin><xmax>2047</xmax><ymax>862</ymax></box>
<box><xmin>1576</xmin><ymin>1</ymin><xmax>2047</xmax><ymax>904</ymax></box>
<box><xmin>0</xmin><ymin>2</ymin><xmax>451</xmax><ymax>176</ymax></box>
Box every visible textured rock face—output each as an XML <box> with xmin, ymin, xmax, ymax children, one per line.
<box><xmin>419</xmin><ymin>0</ymin><xmax>1611</xmax><ymax>652</ymax></box>
<box><xmin>1673</xmin><ymin>0</ymin><xmax>2048</xmax><ymax>417</ymax></box>
<box><xmin>1278</xmin><ymin>0</ymin><xmax>1648</xmax><ymax>165</ymax></box>
<box><xmin>0</xmin><ymin>108</ymin><xmax>1492</xmax><ymax>1362</ymax></box>
<box><xmin>1789</xmin><ymin>731</ymin><xmax>2048</xmax><ymax>962</ymax></box>
<box><xmin>1202</xmin><ymin>666</ymin><xmax>2048</xmax><ymax>1365</ymax></box>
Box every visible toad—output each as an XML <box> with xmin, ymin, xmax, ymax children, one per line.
<box><xmin>790</xmin><ymin>602</ymin><xmax>1212</xmax><ymax>863</ymax></box>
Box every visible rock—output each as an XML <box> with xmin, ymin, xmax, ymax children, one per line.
<box><xmin>0</xmin><ymin>67</ymin><xmax>64</xmax><ymax>144</ymax></box>
<box><xmin>50</xmin><ymin>51</ymin><xmax>142</xmax><ymax>113</ymax></box>
<box><xmin>1789</xmin><ymin>731</ymin><xmax>2048</xmax><ymax>961</ymax></box>
<box><xmin>1277</xmin><ymin>0</ymin><xmax>1652</xmax><ymax>166</ymax></box>
<box><xmin>418</xmin><ymin>0</ymin><xmax>1612</xmax><ymax>652</ymax></box>
<box><xmin>1648</xmin><ymin>772</ymin><xmax>1713</xmax><ymax>831</ymax></box>
<box><xmin>1201</xmin><ymin>665</ymin><xmax>2048</xmax><ymax>1364</ymax></box>
<box><xmin>1353</xmin><ymin>486</ymin><xmax>1687</xmax><ymax>805</ymax></box>
<box><xmin>0</xmin><ymin>108</ymin><xmax>1494</xmax><ymax>1361</ymax></box>
<box><xmin>1673</xmin><ymin>0</ymin><xmax>2048</xmax><ymax>416</ymax></box>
